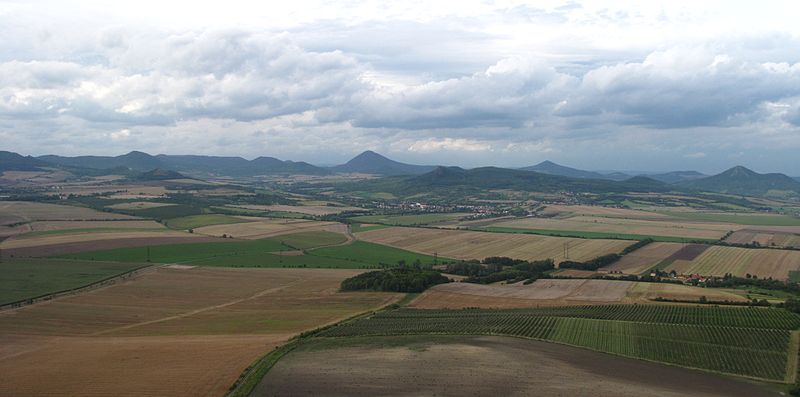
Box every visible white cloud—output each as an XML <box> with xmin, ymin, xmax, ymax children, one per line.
<box><xmin>408</xmin><ymin>138</ymin><xmax>492</xmax><ymax>153</ymax></box>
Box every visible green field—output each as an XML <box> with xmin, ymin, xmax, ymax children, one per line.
<box><xmin>312</xmin><ymin>241</ymin><xmax>449</xmax><ymax>266</ymax></box>
<box><xmin>661</xmin><ymin>211</ymin><xmax>800</xmax><ymax>226</ymax></box>
<box><xmin>350</xmin><ymin>213</ymin><xmax>468</xmax><ymax>226</ymax></box>
<box><xmin>0</xmin><ymin>259</ymin><xmax>148</xmax><ymax>305</ymax></box>
<box><xmin>320</xmin><ymin>305</ymin><xmax>800</xmax><ymax>382</ymax></box>
<box><xmin>59</xmin><ymin>231</ymin><xmax>446</xmax><ymax>268</ymax></box>
<box><xmin>350</xmin><ymin>223</ymin><xmax>391</xmax><ymax>233</ymax></box>
<box><xmin>164</xmin><ymin>214</ymin><xmax>249</xmax><ymax>230</ymax></box>
<box><xmin>480</xmin><ymin>226</ymin><xmax>718</xmax><ymax>243</ymax></box>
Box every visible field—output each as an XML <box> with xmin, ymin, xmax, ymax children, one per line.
<box><xmin>257</xmin><ymin>335</ymin><xmax>777</xmax><ymax>397</ymax></box>
<box><xmin>483</xmin><ymin>215</ymin><xmax>732</xmax><ymax>241</ymax></box>
<box><xmin>726</xmin><ymin>229</ymin><xmax>800</xmax><ymax>248</ymax></box>
<box><xmin>0</xmin><ymin>201</ymin><xmax>136</xmax><ymax>224</ymax></box>
<box><xmin>106</xmin><ymin>201</ymin><xmax>175</xmax><ymax>210</ymax></box>
<box><xmin>163</xmin><ymin>214</ymin><xmax>249</xmax><ymax>230</ymax></box>
<box><xmin>661</xmin><ymin>246</ymin><xmax>800</xmax><ymax>280</ymax></box>
<box><xmin>349</xmin><ymin>213</ymin><xmax>471</xmax><ymax>226</ymax></box>
<box><xmin>1</xmin><ymin>229</ymin><xmax>200</xmax><ymax>250</ymax></box>
<box><xmin>0</xmin><ymin>259</ymin><xmax>148</xmax><ymax>305</ymax></box>
<box><xmin>356</xmin><ymin>226</ymin><xmax>633</xmax><ymax>263</ymax></box>
<box><xmin>601</xmin><ymin>242</ymin><xmax>685</xmax><ymax>274</ymax></box>
<box><xmin>410</xmin><ymin>279</ymin><xmax>748</xmax><ymax>309</ymax></box>
<box><xmin>231</xmin><ymin>204</ymin><xmax>362</xmax><ymax>216</ymax></box>
<box><xmin>661</xmin><ymin>211</ymin><xmax>800</xmax><ymax>226</ymax></box>
<box><xmin>63</xmin><ymin>231</ymin><xmax>443</xmax><ymax>269</ymax></box>
<box><xmin>540</xmin><ymin>204</ymin><xmax>677</xmax><ymax>219</ymax></box>
<box><xmin>193</xmin><ymin>217</ymin><xmax>342</xmax><ymax>239</ymax></box>
<box><xmin>0</xmin><ymin>267</ymin><xmax>400</xmax><ymax>396</ymax></box>
<box><xmin>319</xmin><ymin>305</ymin><xmax>800</xmax><ymax>382</ymax></box>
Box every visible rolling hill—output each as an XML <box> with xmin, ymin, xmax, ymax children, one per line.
<box><xmin>680</xmin><ymin>166</ymin><xmax>800</xmax><ymax>196</ymax></box>
<box><xmin>646</xmin><ymin>171</ymin><xmax>707</xmax><ymax>184</ymax></box>
<box><xmin>330</xmin><ymin>151</ymin><xmax>437</xmax><ymax>175</ymax></box>
<box><xmin>0</xmin><ymin>151</ymin><xmax>50</xmax><ymax>172</ymax></box>
<box><xmin>39</xmin><ymin>151</ymin><xmax>165</xmax><ymax>171</ymax></box>
<box><xmin>344</xmin><ymin>166</ymin><xmax>670</xmax><ymax>197</ymax></box>
<box><xmin>519</xmin><ymin>160</ymin><xmax>608</xmax><ymax>179</ymax></box>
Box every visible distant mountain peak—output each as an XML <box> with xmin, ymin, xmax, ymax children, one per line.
<box><xmin>332</xmin><ymin>151</ymin><xmax>437</xmax><ymax>176</ymax></box>
<box><xmin>520</xmin><ymin>160</ymin><xmax>608</xmax><ymax>180</ymax></box>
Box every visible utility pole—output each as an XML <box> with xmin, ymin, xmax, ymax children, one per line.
<box><xmin>147</xmin><ymin>246</ymin><xmax>151</xmax><ymax>262</ymax></box>
<box><xmin>434</xmin><ymin>252</ymin><xmax>438</xmax><ymax>265</ymax></box>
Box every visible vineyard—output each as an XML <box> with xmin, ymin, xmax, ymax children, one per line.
<box><xmin>319</xmin><ymin>305</ymin><xmax>800</xmax><ymax>382</ymax></box>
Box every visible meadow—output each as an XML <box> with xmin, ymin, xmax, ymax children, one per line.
<box><xmin>0</xmin><ymin>259</ymin><xmax>148</xmax><ymax>305</ymax></box>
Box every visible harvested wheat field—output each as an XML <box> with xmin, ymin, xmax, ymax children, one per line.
<box><xmin>0</xmin><ymin>230</ymin><xmax>195</xmax><ymax>250</ymax></box>
<box><xmin>357</xmin><ymin>227</ymin><xmax>632</xmax><ymax>263</ymax></box>
<box><xmin>0</xmin><ymin>267</ymin><xmax>399</xmax><ymax>397</ymax></box>
<box><xmin>2</xmin><ymin>236</ymin><xmax>222</xmax><ymax>257</ymax></box>
<box><xmin>726</xmin><ymin>229</ymin><xmax>800</xmax><ymax>248</ymax></box>
<box><xmin>602</xmin><ymin>242</ymin><xmax>685</xmax><ymax>274</ymax></box>
<box><xmin>663</xmin><ymin>246</ymin><xmax>800</xmax><ymax>280</ymax></box>
<box><xmin>489</xmin><ymin>215</ymin><xmax>733</xmax><ymax>240</ymax></box>
<box><xmin>194</xmin><ymin>217</ymin><xmax>342</xmax><ymax>239</ymax></box>
<box><xmin>410</xmin><ymin>279</ymin><xmax>746</xmax><ymax>309</ymax></box>
<box><xmin>625</xmin><ymin>283</ymin><xmax>748</xmax><ymax>303</ymax></box>
<box><xmin>0</xmin><ymin>201</ymin><xmax>136</xmax><ymax>225</ymax></box>
<box><xmin>539</xmin><ymin>204</ymin><xmax>676</xmax><ymax>219</ymax></box>
<box><xmin>257</xmin><ymin>335</ymin><xmax>777</xmax><ymax>397</ymax></box>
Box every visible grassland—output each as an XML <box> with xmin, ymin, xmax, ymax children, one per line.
<box><xmin>319</xmin><ymin>306</ymin><xmax>799</xmax><ymax>382</ymax></box>
<box><xmin>349</xmin><ymin>213</ymin><xmax>470</xmax><ymax>226</ymax></box>
<box><xmin>163</xmin><ymin>214</ymin><xmax>249</xmax><ymax>230</ymax></box>
<box><xmin>0</xmin><ymin>259</ymin><xmax>148</xmax><ymax>305</ymax></box>
<box><xmin>350</xmin><ymin>223</ymin><xmax>391</xmax><ymax>233</ymax></box>
<box><xmin>61</xmin><ymin>231</ymin><xmax>444</xmax><ymax>268</ymax></box>
<box><xmin>357</xmin><ymin>226</ymin><xmax>633</xmax><ymax>263</ymax></box>
<box><xmin>0</xmin><ymin>267</ymin><xmax>400</xmax><ymax>397</ymax></box>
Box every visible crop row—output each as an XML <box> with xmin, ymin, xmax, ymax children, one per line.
<box><xmin>379</xmin><ymin>305</ymin><xmax>800</xmax><ymax>330</ymax></box>
<box><xmin>320</xmin><ymin>308</ymin><xmax>795</xmax><ymax>381</ymax></box>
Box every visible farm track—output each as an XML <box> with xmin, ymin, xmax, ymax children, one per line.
<box><xmin>91</xmin><ymin>277</ymin><xmax>305</xmax><ymax>336</ymax></box>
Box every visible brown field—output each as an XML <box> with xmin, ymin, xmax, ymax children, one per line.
<box><xmin>410</xmin><ymin>279</ymin><xmax>747</xmax><ymax>309</ymax></box>
<box><xmin>26</xmin><ymin>220</ymin><xmax>164</xmax><ymax>232</ymax></box>
<box><xmin>0</xmin><ymin>201</ymin><xmax>136</xmax><ymax>225</ymax></box>
<box><xmin>356</xmin><ymin>227</ymin><xmax>632</xmax><ymax>263</ymax></box>
<box><xmin>194</xmin><ymin>217</ymin><xmax>343</xmax><ymax>239</ymax></box>
<box><xmin>231</xmin><ymin>204</ymin><xmax>362</xmax><ymax>216</ymax></box>
<box><xmin>258</xmin><ymin>335</ymin><xmax>777</xmax><ymax>397</ymax></box>
<box><xmin>601</xmin><ymin>242</ymin><xmax>685</xmax><ymax>274</ymax></box>
<box><xmin>0</xmin><ymin>230</ymin><xmax>194</xmax><ymax>250</ymax></box>
<box><xmin>2</xmin><ymin>236</ymin><xmax>222</xmax><ymax>257</ymax></box>
<box><xmin>489</xmin><ymin>215</ymin><xmax>733</xmax><ymax>240</ymax></box>
<box><xmin>626</xmin><ymin>283</ymin><xmax>748</xmax><ymax>303</ymax></box>
<box><xmin>726</xmin><ymin>229</ymin><xmax>800</xmax><ymax>248</ymax></box>
<box><xmin>540</xmin><ymin>204</ymin><xmax>675</xmax><ymax>220</ymax></box>
<box><xmin>664</xmin><ymin>246</ymin><xmax>800</xmax><ymax>280</ymax></box>
<box><xmin>0</xmin><ymin>267</ymin><xmax>399</xmax><ymax>396</ymax></box>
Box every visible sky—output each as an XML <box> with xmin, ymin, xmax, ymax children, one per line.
<box><xmin>1</xmin><ymin>1</ymin><xmax>799</xmax><ymax>174</ymax></box>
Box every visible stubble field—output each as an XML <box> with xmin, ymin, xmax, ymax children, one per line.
<box><xmin>356</xmin><ymin>226</ymin><xmax>632</xmax><ymax>263</ymax></box>
<box><xmin>0</xmin><ymin>266</ymin><xmax>399</xmax><ymax>397</ymax></box>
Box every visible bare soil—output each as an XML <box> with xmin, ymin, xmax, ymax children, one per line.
<box><xmin>3</xmin><ymin>236</ymin><xmax>221</xmax><ymax>257</ymax></box>
<box><xmin>257</xmin><ymin>335</ymin><xmax>779</xmax><ymax>397</ymax></box>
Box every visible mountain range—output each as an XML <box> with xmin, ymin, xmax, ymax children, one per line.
<box><xmin>2</xmin><ymin>149</ymin><xmax>798</xmax><ymax>197</ymax></box>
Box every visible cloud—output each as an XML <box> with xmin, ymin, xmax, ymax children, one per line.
<box><xmin>684</xmin><ymin>152</ymin><xmax>706</xmax><ymax>159</ymax></box>
<box><xmin>407</xmin><ymin>138</ymin><xmax>492</xmax><ymax>153</ymax></box>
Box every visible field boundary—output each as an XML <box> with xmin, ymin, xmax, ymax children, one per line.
<box><xmin>0</xmin><ymin>262</ymin><xmax>155</xmax><ymax>311</ymax></box>
<box><xmin>224</xmin><ymin>292</ymin><xmax>412</xmax><ymax>397</ymax></box>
